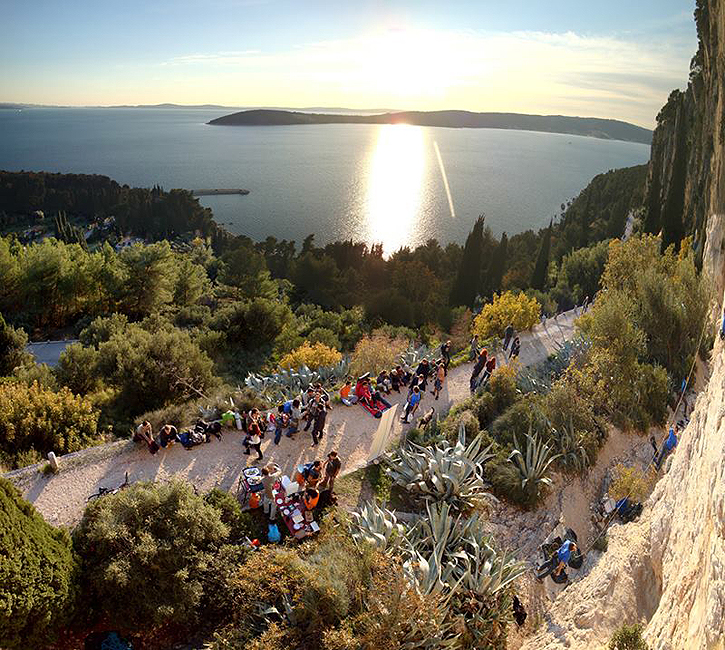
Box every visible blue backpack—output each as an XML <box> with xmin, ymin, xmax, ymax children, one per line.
<box><xmin>268</xmin><ymin>522</ymin><xmax>281</xmax><ymax>543</ymax></box>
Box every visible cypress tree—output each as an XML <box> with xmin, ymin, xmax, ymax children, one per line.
<box><xmin>486</xmin><ymin>232</ymin><xmax>508</xmax><ymax>299</ymax></box>
<box><xmin>450</xmin><ymin>215</ymin><xmax>484</xmax><ymax>307</ymax></box>
<box><xmin>531</xmin><ymin>220</ymin><xmax>553</xmax><ymax>290</ymax></box>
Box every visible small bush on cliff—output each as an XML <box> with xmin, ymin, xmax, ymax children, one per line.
<box><xmin>473</xmin><ymin>291</ymin><xmax>541</xmax><ymax>339</ymax></box>
<box><xmin>608</xmin><ymin>623</ymin><xmax>649</xmax><ymax>650</ymax></box>
<box><xmin>0</xmin><ymin>478</ymin><xmax>77</xmax><ymax>649</ymax></box>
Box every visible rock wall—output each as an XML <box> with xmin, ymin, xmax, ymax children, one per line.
<box><xmin>521</xmin><ymin>2</ymin><xmax>725</xmax><ymax>648</ymax></box>
<box><xmin>645</xmin><ymin>1</ymin><xmax>725</xmax><ymax>287</ymax></box>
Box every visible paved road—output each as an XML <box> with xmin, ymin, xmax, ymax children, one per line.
<box><xmin>6</xmin><ymin>308</ymin><xmax>579</xmax><ymax>527</ymax></box>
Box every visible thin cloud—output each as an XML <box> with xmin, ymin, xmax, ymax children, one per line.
<box><xmin>160</xmin><ymin>27</ymin><xmax>694</xmax><ymax>125</ymax></box>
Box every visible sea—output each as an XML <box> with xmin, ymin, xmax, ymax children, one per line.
<box><xmin>0</xmin><ymin>108</ymin><xmax>650</xmax><ymax>253</ymax></box>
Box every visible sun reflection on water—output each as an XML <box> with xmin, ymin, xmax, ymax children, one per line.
<box><xmin>366</xmin><ymin>124</ymin><xmax>425</xmax><ymax>255</ymax></box>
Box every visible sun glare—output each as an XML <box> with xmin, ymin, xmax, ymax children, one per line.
<box><xmin>366</xmin><ymin>124</ymin><xmax>426</xmax><ymax>255</ymax></box>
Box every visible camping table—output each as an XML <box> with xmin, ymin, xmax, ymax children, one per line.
<box><xmin>237</xmin><ymin>467</ymin><xmax>264</xmax><ymax>509</ymax></box>
<box><xmin>272</xmin><ymin>482</ymin><xmax>319</xmax><ymax>540</ymax></box>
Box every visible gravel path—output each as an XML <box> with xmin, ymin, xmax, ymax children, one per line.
<box><xmin>6</xmin><ymin>309</ymin><xmax>578</xmax><ymax>528</ymax></box>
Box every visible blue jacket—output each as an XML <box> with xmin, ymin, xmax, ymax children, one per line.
<box><xmin>664</xmin><ymin>428</ymin><xmax>678</xmax><ymax>452</ymax></box>
<box><xmin>557</xmin><ymin>540</ymin><xmax>575</xmax><ymax>564</ymax></box>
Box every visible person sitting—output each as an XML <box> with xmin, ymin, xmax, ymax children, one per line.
<box><xmin>371</xmin><ymin>386</ymin><xmax>392</xmax><ymax>410</ymax></box>
<box><xmin>340</xmin><ymin>378</ymin><xmax>357</xmax><ymax>406</ymax></box>
<box><xmin>133</xmin><ymin>421</ymin><xmax>157</xmax><ymax>454</ymax></box>
<box><xmin>376</xmin><ymin>370</ymin><xmax>392</xmax><ymax>394</ymax></box>
<box><xmin>390</xmin><ymin>369</ymin><xmax>401</xmax><ymax>392</ymax></box>
<box><xmin>303</xmin><ymin>487</ymin><xmax>319</xmax><ymax>511</ymax></box>
<box><xmin>553</xmin><ymin>539</ymin><xmax>577</xmax><ymax>578</ymax></box>
<box><xmin>395</xmin><ymin>365</ymin><xmax>412</xmax><ymax>385</ymax></box>
<box><xmin>302</xmin><ymin>460</ymin><xmax>322</xmax><ymax>487</ymax></box>
<box><xmin>158</xmin><ymin>424</ymin><xmax>178</xmax><ymax>449</ymax></box>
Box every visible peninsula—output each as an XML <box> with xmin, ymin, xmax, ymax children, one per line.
<box><xmin>207</xmin><ymin>109</ymin><xmax>652</xmax><ymax>144</ymax></box>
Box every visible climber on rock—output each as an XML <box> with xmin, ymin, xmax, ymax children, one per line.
<box><xmin>553</xmin><ymin>539</ymin><xmax>577</xmax><ymax>579</ymax></box>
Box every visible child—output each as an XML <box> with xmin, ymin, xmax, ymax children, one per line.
<box><xmin>402</xmin><ymin>386</ymin><xmax>422</xmax><ymax>423</ymax></box>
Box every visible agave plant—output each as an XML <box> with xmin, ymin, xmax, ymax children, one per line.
<box><xmin>385</xmin><ymin>422</ymin><xmax>495</xmax><ymax>511</ymax></box>
<box><xmin>403</xmin><ymin>501</ymin><xmax>526</xmax><ymax>646</ymax></box>
<box><xmin>550</xmin><ymin>415</ymin><xmax>589</xmax><ymax>473</ymax></box>
<box><xmin>349</xmin><ymin>501</ymin><xmax>407</xmax><ymax>552</ymax></box>
<box><xmin>399</xmin><ymin>343</ymin><xmax>435</xmax><ymax>369</ymax></box>
<box><xmin>508</xmin><ymin>425</ymin><xmax>560</xmax><ymax>498</ymax></box>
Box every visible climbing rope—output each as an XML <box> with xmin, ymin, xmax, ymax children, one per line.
<box><xmin>529</xmin><ymin>307</ymin><xmax>712</xmax><ymax>575</ymax></box>
<box><xmin>576</xmin><ymin>308</ymin><xmax>711</xmax><ymax>557</ymax></box>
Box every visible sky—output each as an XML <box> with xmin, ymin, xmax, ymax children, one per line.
<box><xmin>1</xmin><ymin>0</ymin><xmax>698</xmax><ymax>127</ymax></box>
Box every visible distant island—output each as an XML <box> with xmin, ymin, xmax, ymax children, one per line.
<box><xmin>208</xmin><ymin>109</ymin><xmax>652</xmax><ymax>144</ymax></box>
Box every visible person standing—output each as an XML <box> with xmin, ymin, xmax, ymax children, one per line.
<box><xmin>243</xmin><ymin>422</ymin><xmax>263</xmax><ymax>461</ymax></box>
<box><xmin>509</xmin><ymin>337</ymin><xmax>521</xmax><ymax>359</ymax></box>
<box><xmin>440</xmin><ymin>340</ymin><xmax>452</xmax><ymax>374</ymax></box>
<box><xmin>433</xmin><ymin>361</ymin><xmax>446</xmax><ymax>400</ymax></box>
<box><xmin>402</xmin><ymin>386</ymin><xmax>422</xmax><ymax>423</ymax></box>
<box><xmin>481</xmin><ymin>356</ymin><xmax>496</xmax><ymax>384</ymax></box>
<box><xmin>470</xmin><ymin>349</ymin><xmax>488</xmax><ymax>392</ymax></box>
<box><xmin>261</xmin><ymin>464</ymin><xmax>281</xmax><ymax>518</ymax></box>
<box><xmin>469</xmin><ymin>334</ymin><xmax>479</xmax><ymax>361</ymax></box>
<box><xmin>311</xmin><ymin>400</ymin><xmax>327</xmax><ymax>446</ymax></box>
<box><xmin>319</xmin><ymin>451</ymin><xmax>342</xmax><ymax>496</ymax></box>
<box><xmin>503</xmin><ymin>324</ymin><xmax>514</xmax><ymax>351</ymax></box>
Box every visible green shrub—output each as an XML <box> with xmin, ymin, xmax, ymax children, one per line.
<box><xmin>73</xmin><ymin>480</ymin><xmax>230</xmax><ymax>629</ymax></box>
<box><xmin>0</xmin><ymin>381</ymin><xmax>100</xmax><ymax>469</ymax></box>
<box><xmin>55</xmin><ymin>342</ymin><xmax>100</xmax><ymax>394</ymax></box>
<box><xmin>608</xmin><ymin>623</ymin><xmax>649</xmax><ymax>649</ymax></box>
<box><xmin>489</xmin><ymin>395</ymin><xmax>545</xmax><ymax>449</ymax></box>
<box><xmin>0</xmin><ymin>312</ymin><xmax>30</xmax><ymax>376</ymax></box>
<box><xmin>0</xmin><ymin>478</ymin><xmax>77</xmax><ymax>649</ymax></box>
<box><xmin>205</xmin><ymin>487</ymin><xmax>259</xmax><ymax>541</ymax></box>
<box><xmin>349</xmin><ymin>330</ymin><xmax>408</xmax><ymax>377</ymax></box>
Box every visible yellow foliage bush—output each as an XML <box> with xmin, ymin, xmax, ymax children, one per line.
<box><xmin>609</xmin><ymin>463</ymin><xmax>657</xmax><ymax>502</ymax></box>
<box><xmin>473</xmin><ymin>291</ymin><xmax>541</xmax><ymax>339</ymax></box>
<box><xmin>279</xmin><ymin>342</ymin><xmax>341</xmax><ymax>370</ymax></box>
<box><xmin>349</xmin><ymin>331</ymin><xmax>408</xmax><ymax>377</ymax></box>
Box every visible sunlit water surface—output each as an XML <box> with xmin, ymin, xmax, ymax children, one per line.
<box><xmin>0</xmin><ymin>108</ymin><xmax>650</xmax><ymax>253</ymax></box>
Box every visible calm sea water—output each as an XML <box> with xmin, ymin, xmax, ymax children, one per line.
<box><xmin>0</xmin><ymin>108</ymin><xmax>650</xmax><ymax>252</ymax></box>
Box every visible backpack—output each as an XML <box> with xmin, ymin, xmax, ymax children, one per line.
<box><xmin>268</xmin><ymin>523</ymin><xmax>281</xmax><ymax>543</ymax></box>
<box><xmin>190</xmin><ymin>430</ymin><xmax>206</xmax><ymax>446</ymax></box>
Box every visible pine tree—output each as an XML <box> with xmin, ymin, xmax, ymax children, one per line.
<box><xmin>0</xmin><ymin>312</ymin><xmax>29</xmax><ymax>376</ymax></box>
<box><xmin>531</xmin><ymin>220</ymin><xmax>552</xmax><ymax>290</ymax></box>
<box><xmin>450</xmin><ymin>215</ymin><xmax>484</xmax><ymax>307</ymax></box>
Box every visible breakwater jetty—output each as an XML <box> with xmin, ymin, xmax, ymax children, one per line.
<box><xmin>191</xmin><ymin>188</ymin><xmax>249</xmax><ymax>196</ymax></box>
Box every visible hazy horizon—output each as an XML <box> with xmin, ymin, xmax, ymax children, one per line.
<box><xmin>2</xmin><ymin>1</ymin><xmax>696</xmax><ymax>128</ymax></box>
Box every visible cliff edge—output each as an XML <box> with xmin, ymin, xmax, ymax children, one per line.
<box><xmin>522</xmin><ymin>2</ymin><xmax>725</xmax><ymax>648</ymax></box>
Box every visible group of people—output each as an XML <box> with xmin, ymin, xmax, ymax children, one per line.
<box><xmin>260</xmin><ymin>450</ymin><xmax>343</xmax><ymax>519</ymax></box>
<box><xmin>132</xmin><ymin>419</ymin><xmax>221</xmax><ymax>454</ymax></box>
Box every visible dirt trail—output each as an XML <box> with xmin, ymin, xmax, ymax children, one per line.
<box><xmin>5</xmin><ymin>310</ymin><xmax>578</xmax><ymax>528</ymax></box>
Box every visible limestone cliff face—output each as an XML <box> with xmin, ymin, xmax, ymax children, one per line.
<box><xmin>645</xmin><ymin>1</ymin><xmax>725</xmax><ymax>292</ymax></box>
<box><xmin>521</xmin><ymin>3</ymin><xmax>725</xmax><ymax>648</ymax></box>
